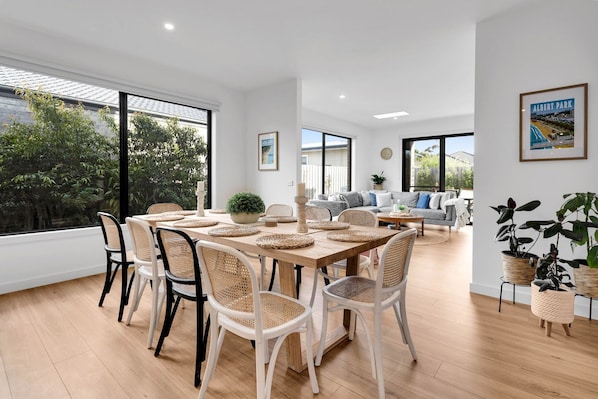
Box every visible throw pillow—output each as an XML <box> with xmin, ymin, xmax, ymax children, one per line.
<box><xmin>440</xmin><ymin>191</ymin><xmax>454</xmax><ymax>211</ymax></box>
<box><xmin>376</xmin><ymin>192</ymin><xmax>392</xmax><ymax>207</ymax></box>
<box><xmin>429</xmin><ymin>193</ymin><xmax>442</xmax><ymax>209</ymax></box>
<box><xmin>369</xmin><ymin>192</ymin><xmax>377</xmax><ymax>206</ymax></box>
<box><xmin>416</xmin><ymin>193</ymin><xmax>430</xmax><ymax>209</ymax></box>
<box><xmin>328</xmin><ymin>194</ymin><xmax>340</xmax><ymax>201</ymax></box>
<box><xmin>340</xmin><ymin>191</ymin><xmax>362</xmax><ymax>208</ymax></box>
<box><xmin>360</xmin><ymin>190</ymin><xmax>371</xmax><ymax>206</ymax></box>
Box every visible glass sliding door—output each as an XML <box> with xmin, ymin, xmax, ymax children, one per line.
<box><xmin>301</xmin><ymin>128</ymin><xmax>351</xmax><ymax>199</ymax></box>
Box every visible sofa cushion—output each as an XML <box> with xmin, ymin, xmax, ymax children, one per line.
<box><xmin>429</xmin><ymin>193</ymin><xmax>442</xmax><ymax>209</ymax></box>
<box><xmin>376</xmin><ymin>192</ymin><xmax>392</xmax><ymax>207</ymax></box>
<box><xmin>341</xmin><ymin>191</ymin><xmax>363</xmax><ymax>208</ymax></box>
<box><xmin>416</xmin><ymin>193</ymin><xmax>430</xmax><ymax>208</ymax></box>
<box><xmin>369</xmin><ymin>192</ymin><xmax>377</xmax><ymax>206</ymax></box>
<box><xmin>328</xmin><ymin>194</ymin><xmax>340</xmax><ymax>201</ymax></box>
<box><xmin>440</xmin><ymin>192</ymin><xmax>454</xmax><ymax>211</ymax></box>
<box><xmin>393</xmin><ymin>192</ymin><xmax>419</xmax><ymax>208</ymax></box>
<box><xmin>360</xmin><ymin>191</ymin><xmax>371</xmax><ymax>206</ymax></box>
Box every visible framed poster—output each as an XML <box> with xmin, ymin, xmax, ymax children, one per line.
<box><xmin>519</xmin><ymin>83</ymin><xmax>587</xmax><ymax>162</ymax></box>
<box><xmin>258</xmin><ymin>131</ymin><xmax>278</xmax><ymax>170</ymax></box>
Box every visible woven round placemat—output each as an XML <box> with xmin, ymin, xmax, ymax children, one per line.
<box><xmin>327</xmin><ymin>230</ymin><xmax>381</xmax><ymax>242</ymax></box>
<box><xmin>162</xmin><ymin>210</ymin><xmax>198</xmax><ymax>216</ymax></box>
<box><xmin>141</xmin><ymin>214</ymin><xmax>185</xmax><ymax>222</ymax></box>
<box><xmin>255</xmin><ymin>234</ymin><xmax>314</xmax><ymax>249</ymax></box>
<box><xmin>208</xmin><ymin>226</ymin><xmax>259</xmax><ymax>237</ymax></box>
<box><xmin>209</xmin><ymin>209</ymin><xmax>227</xmax><ymax>214</ymax></box>
<box><xmin>307</xmin><ymin>221</ymin><xmax>350</xmax><ymax>230</ymax></box>
<box><xmin>172</xmin><ymin>218</ymin><xmax>219</xmax><ymax>228</ymax></box>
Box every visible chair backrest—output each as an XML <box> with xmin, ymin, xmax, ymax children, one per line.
<box><xmin>266</xmin><ymin>204</ymin><xmax>293</xmax><ymax>217</ymax></box>
<box><xmin>125</xmin><ymin>217</ymin><xmax>161</xmax><ymax>276</ymax></box>
<box><xmin>338</xmin><ymin>209</ymin><xmax>378</xmax><ymax>227</ymax></box>
<box><xmin>147</xmin><ymin>202</ymin><xmax>183</xmax><ymax>214</ymax></box>
<box><xmin>196</xmin><ymin>240</ymin><xmax>262</xmax><ymax>330</ymax></box>
<box><xmin>98</xmin><ymin>212</ymin><xmax>126</xmax><ymax>254</ymax></box>
<box><xmin>156</xmin><ymin>227</ymin><xmax>201</xmax><ymax>298</ymax></box>
<box><xmin>376</xmin><ymin>228</ymin><xmax>417</xmax><ymax>298</ymax></box>
<box><xmin>306</xmin><ymin>206</ymin><xmax>332</xmax><ymax>221</ymax></box>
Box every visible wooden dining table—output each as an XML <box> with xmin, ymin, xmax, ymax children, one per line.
<box><xmin>151</xmin><ymin>210</ymin><xmax>399</xmax><ymax>372</ymax></box>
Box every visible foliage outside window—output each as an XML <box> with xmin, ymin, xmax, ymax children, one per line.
<box><xmin>0</xmin><ymin>84</ymin><xmax>208</xmax><ymax>235</ymax></box>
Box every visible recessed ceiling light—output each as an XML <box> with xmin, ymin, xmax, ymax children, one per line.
<box><xmin>164</xmin><ymin>22</ymin><xmax>175</xmax><ymax>31</ymax></box>
<box><xmin>373</xmin><ymin>111</ymin><xmax>409</xmax><ymax>119</ymax></box>
<box><xmin>339</xmin><ymin>94</ymin><xmax>346</xmax><ymax>99</ymax></box>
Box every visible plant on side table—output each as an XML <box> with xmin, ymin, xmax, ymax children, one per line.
<box><xmin>371</xmin><ymin>171</ymin><xmax>386</xmax><ymax>190</ymax></box>
<box><xmin>226</xmin><ymin>192</ymin><xmax>265</xmax><ymax>224</ymax></box>
<box><xmin>490</xmin><ymin>197</ymin><xmax>542</xmax><ymax>285</ymax></box>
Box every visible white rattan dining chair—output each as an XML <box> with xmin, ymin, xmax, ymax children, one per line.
<box><xmin>125</xmin><ymin>217</ymin><xmax>166</xmax><ymax>348</ymax></box>
<box><xmin>309</xmin><ymin>208</ymin><xmax>378</xmax><ymax>306</ymax></box>
<box><xmin>305</xmin><ymin>205</ymin><xmax>332</xmax><ymax>221</ymax></box>
<box><xmin>315</xmin><ymin>228</ymin><xmax>418</xmax><ymax>399</ymax></box>
<box><xmin>196</xmin><ymin>240</ymin><xmax>319</xmax><ymax>399</ymax></box>
<box><xmin>146</xmin><ymin>202</ymin><xmax>183</xmax><ymax>214</ymax></box>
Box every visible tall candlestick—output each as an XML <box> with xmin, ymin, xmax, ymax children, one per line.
<box><xmin>297</xmin><ymin>182</ymin><xmax>305</xmax><ymax>197</ymax></box>
<box><xmin>196</xmin><ymin>181</ymin><xmax>205</xmax><ymax>217</ymax></box>
<box><xmin>295</xmin><ymin>195</ymin><xmax>308</xmax><ymax>234</ymax></box>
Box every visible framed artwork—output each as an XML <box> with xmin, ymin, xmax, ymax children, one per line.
<box><xmin>258</xmin><ymin>131</ymin><xmax>278</xmax><ymax>170</ymax></box>
<box><xmin>519</xmin><ymin>83</ymin><xmax>587</xmax><ymax>162</ymax></box>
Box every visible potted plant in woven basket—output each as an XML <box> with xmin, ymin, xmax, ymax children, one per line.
<box><xmin>371</xmin><ymin>171</ymin><xmax>386</xmax><ymax>190</ymax></box>
<box><xmin>530</xmin><ymin>224</ymin><xmax>577</xmax><ymax>336</ymax></box>
<box><xmin>226</xmin><ymin>192</ymin><xmax>265</xmax><ymax>224</ymax></box>
<box><xmin>490</xmin><ymin>198</ymin><xmax>542</xmax><ymax>285</ymax></box>
<box><xmin>556</xmin><ymin>192</ymin><xmax>598</xmax><ymax>299</ymax></box>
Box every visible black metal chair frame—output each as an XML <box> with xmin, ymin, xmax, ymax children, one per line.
<box><xmin>97</xmin><ymin>212</ymin><xmax>135</xmax><ymax>322</ymax></box>
<box><xmin>155</xmin><ymin>227</ymin><xmax>210</xmax><ymax>387</ymax></box>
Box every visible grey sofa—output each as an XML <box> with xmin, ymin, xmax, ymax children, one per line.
<box><xmin>307</xmin><ymin>190</ymin><xmax>458</xmax><ymax>229</ymax></box>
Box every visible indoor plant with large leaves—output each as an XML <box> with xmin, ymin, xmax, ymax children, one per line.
<box><xmin>557</xmin><ymin>192</ymin><xmax>598</xmax><ymax>298</ymax></box>
<box><xmin>490</xmin><ymin>198</ymin><xmax>542</xmax><ymax>285</ymax></box>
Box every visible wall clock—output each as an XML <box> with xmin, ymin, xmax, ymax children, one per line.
<box><xmin>380</xmin><ymin>147</ymin><xmax>393</xmax><ymax>160</ymax></box>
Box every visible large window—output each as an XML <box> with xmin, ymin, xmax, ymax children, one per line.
<box><xmin>301</xmin><ymin>128</ymin><xmax>351</xmax><ymax>199</ymax></box>
<box><xmin>0</xmin><ymin>65</ymin><xmax>210</xmax><ymax>235</ymax></box>
<box><xmin>402</xmin><ymin>133</ymin><xmax>473</xmax><ymax>195</ymax></box>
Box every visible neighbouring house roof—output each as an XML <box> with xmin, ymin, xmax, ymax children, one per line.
<box><xmin>0</xmin><ymin>65</ymin><xmax>207</xmax><ymax>123</ymax></box>
<box><xmin>448</xmin><ymin>150</ymin><xmax>474</xmax><ymax>166</ymax></box>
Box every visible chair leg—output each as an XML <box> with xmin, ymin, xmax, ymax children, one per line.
<box><xmin>117</xmin><ymin>263</ymin><xmax>130</xmax><ymax>322</ymax></box>
<box><xmin>154</xmin><ymin>293</ymin><xmax>180</xmax><ymax>357</ymax></box>
<box><xmin>373</xmin><ymin>316</ymin><xmax>386</xmax><ymax>399</ymax></box>
<box><xmin>99</xmin><ymin>257</ymin><xmax>121</xmax><ymax>307</ymax></box>
<box><xmin>394</xmin><ymin>292</ymin><xmax>417</xmax><ymax>360</ymax></box>
<box><xmin>126</xmin><ymin>271</ymin><xmax>145</xmax><ymax>325</ymax></box>
<box><xmin>268</xmin><ymin>259</ymin><xmax>278</xmax><ymax>291</ymax></box>
<box><xmin>315</xmin><ymin>296</ymin><xmax>330</xmax><ymax>366</ymax></box>
<box><xmin>198</xmin><ymin>315</ymin><xmax>224</xmax><ymax>399</ymax></box>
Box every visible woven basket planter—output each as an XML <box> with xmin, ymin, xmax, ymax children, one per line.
<box><xmin>573</xmin><ymin>265</ymin><xmax>598</xmax><ymax>298</ymax></box>
<box><xmin>501</xmin><ymin>251</ymin><xmax>537</xmax><ymax>285</ymax></box>
<box><xmin>531</xmin><ymin>283</ymin><xmax>575</xmax><ymax>325</ymax></box>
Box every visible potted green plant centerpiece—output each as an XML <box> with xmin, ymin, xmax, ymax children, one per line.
<box><xmin>371</xmin><ymin>171</ymin><xmax>386</xmax><ymax>190</ymax></box>
<box><xmin>226</xmin><ymin>192</ymin><xmax>265</xmax><ymax>224</ymax></box>
<box><xmin>556</xmin><ymin>192</ymin><xmax>598</xmax><ymax>299</ymax></box>
<box><xmin>490</xmin><ymin>198</ymin><xmax>542</xmax><ymax>285</ymax></box>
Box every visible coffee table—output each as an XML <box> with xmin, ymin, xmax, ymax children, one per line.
<box><xmin>377</xmin><ymin>213</ymin><xmax>424</xmax><ymax>236</ymax></box>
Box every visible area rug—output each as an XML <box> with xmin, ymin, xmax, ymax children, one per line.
<box><xmin>414</xmin><ymin>229</ymin><xmax>450</xmax><ymax>246</ymax></box>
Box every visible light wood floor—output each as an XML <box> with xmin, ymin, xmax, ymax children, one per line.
<box><xmin>2</xmin><ymin>225</ymin><xmax>598</xmax><ymax>398</ymax></box>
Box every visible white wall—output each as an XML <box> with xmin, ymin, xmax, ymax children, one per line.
<box><xmin>371</xmin><ymin>115</ymin><xmax>474</xmax><ymax>190</ymax></box>
<box><xmin>473</xmin><ymin>0</ymin><xmax>598</xmax><ymax>316</ymax></box>
<box><xmin>303</xmin><ymin>108</ymin><xmax>374</xmax><ymax>191</ymax></box>
<box><xmin>245</xmin><ymin>79</ymin><xmax>302</xmax><ymax>208</ymax></box>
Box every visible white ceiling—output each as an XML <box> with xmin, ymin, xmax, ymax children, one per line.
<box><xmin>0</xmin><ymin>0</ymin><xmax>541</xmax><ymax>129</ymax></box>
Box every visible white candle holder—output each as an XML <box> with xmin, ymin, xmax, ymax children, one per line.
<box><xmin>295</xmin><ymin>195</ymin><xmax>308</xmax><ymax>233</ymax></box>
<box><xmin>196</xmin><ymin>187</ymin><xmax>205</xmax><ymax>217</ymax></box>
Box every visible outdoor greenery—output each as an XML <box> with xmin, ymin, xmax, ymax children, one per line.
<box><xmin>412</xmin><ymin>145</ymin><xmax>473</xmax><ymax>190</ymax></box>
<box><xmin>225</xmin><ymin>192</ymin><xmax>265</xmax><ymax>214</ymax></box>
<box><xmin>0</xmin><ymin>88</ymin><xmax>207</xmax><ymax>234</ymax></box>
